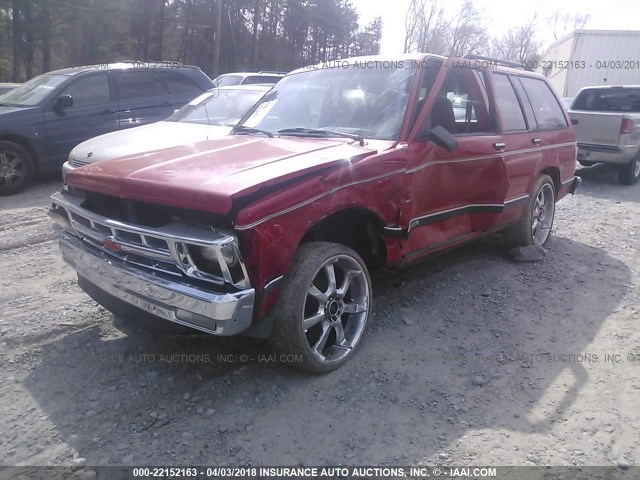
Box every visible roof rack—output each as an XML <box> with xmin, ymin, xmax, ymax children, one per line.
<box><xmin>115</xmin><ymin>59</ymin><xmax>184</xmax><ymax>65</ymax></box>
<box><xmin>462</xmin><ymin>54</ymin><xmax>531</xmax><ymax>71</ymax></box>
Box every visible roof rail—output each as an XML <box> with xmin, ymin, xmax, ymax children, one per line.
<box><xmin>462</xmin><ymin>54</ymin><xmax>531</xmax><ymax>71</ymax></box>
<box><xmin>258</xmin><ymin>70</ymin><xmax>287</xmax><ymax>75</ymax></box>
<box><xmin>115</xmin><ymin>59</ymin><xmax>183</xmax><ymax>65</ymax></box>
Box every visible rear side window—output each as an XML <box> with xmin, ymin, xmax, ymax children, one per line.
<box><xmin>242</xmin><ymin>75</ymin><xmax>282</xmax><ymax>85</ymax></box>
<box><xmin>492</xmin><ymin>73</ymin><xmax>527</xmax><ymax>132</ymax></box>
<box><xmin>62</xmin><ymin>73</ymin><xmax>110</xmax><ymax>106</ymax></box>
<box><xmin>160</xmin><ymin>71</ymin><xmax>202</xmax><ymax>95</ymax></box>
<box><xmin>113</xmin><ymin>71</ymin><xmax>169</xmax><ymax>99</ymax></box>
<box><xmin>573</xmin><ymin>87</ymin><xmax>640</xmax><ymax>112</ymax></box>
<box><xmin>519</xmin><ymin>77</ymin><xmax>567</xmax><ymax>129</ymax></box>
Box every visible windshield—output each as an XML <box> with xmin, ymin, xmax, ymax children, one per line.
<box><xmin>0</xmin><ymin>74</ymin><xmax>68</xmax><ymax>106</ymax></box>
<box><xmin>166</xmin><ymin>88</ymin><xmax>266</xmax><ymax>126</ymax></box>
<box><xmin>572</xmin><ymin>88</ymin><xmax>640</xmax><ymax>112</ymax></box>
<box><xmin>235</xmin><ymin>63</ymin><xmax>417</xmax><ymax>141</ymax></box>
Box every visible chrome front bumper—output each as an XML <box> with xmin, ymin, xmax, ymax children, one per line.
<box><xmin>58</xmin><ymin>232</ymin><xmax>255</xmax><ymax>335</ymax></box>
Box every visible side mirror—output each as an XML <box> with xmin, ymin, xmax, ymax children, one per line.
<box><xmin>56</xmin><ymin>95</ymin><xmax>73</xmax><ymax>109</ymax></box>
<box><xmin>424</xmin><ymin>125</ymin><xmax>459</xmax><ymax>152</ymax></box>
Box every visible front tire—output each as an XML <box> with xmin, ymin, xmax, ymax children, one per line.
<box><xmin>0</xmin><ymin>141</ymin><xmax>34</xmax><ymax>196</ymax></box>
<box><xmin>618</xmin><ymin>155</ymin><xmax>640</xmax><ymax>185</ymax></box>
<box><xmin>503</xmin><ymin>174</ymin><xmax>556</xmax><ymax>248</ymax></box>
<box><xmin>270</xmin><ymin>242</ymin><xmax>372</xmax><ymax>374</ymax></box>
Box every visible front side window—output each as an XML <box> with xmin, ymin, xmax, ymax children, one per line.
<box><xmin>114</xmin><ymin>71</ymin><xmax>169</xmax><ymax>99</ymax></box>
<box><xmin>160</xmin><ymin>71</ymin><xmax>202</xmax><ymax>95</ymax></box>
<box><xmin>0</xmin><ymin>74</ymin><xmax>68</xmax><ymax>106</ymax></box>
<box><xmin>62</xmin><ymin>73</ymin><xmax>110</xmax><ymax>107</ymax></box>
<box><xmin>426</xmin><ymin>67</ymin><xmax>495</xmax><ymax>135</ymax></box>
<box><xmin>519</xmin><ymin>77</ymin><xmax>567</xmax><ymax>129</ymax></box>
<box><xmin>236</xmin><ymin>63</ymin><xmax>417</xmax><ymax>141</ymax></box>
<box><xmin>492</xmin><ymin>73</ymin><xmax>527</xmax><ymax>132</ymax></box>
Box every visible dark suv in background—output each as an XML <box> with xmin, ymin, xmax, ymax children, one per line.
<box><xmin>0</xmin><ymin>61</ymin><xmax>213</xmax><ymax>195</ymax></box>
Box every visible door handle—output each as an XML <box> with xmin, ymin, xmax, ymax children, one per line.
<box><xmin>571</xmin><ymin>118</ymin><xmax>579</xmax><ymax>125</ymax></box>
<box><xmin>100</xmin><ymin>109</ymin><xmax>114</xmax><ymax>114</ymax></box>
<box><xmin>531</xmin><ymin>138</ymin><xmax>542</xmax><ymax>145</ymax></box>
<box><xmin>493</xmin><ymin>142</ymin><xmax>506</xmax><ymax>150</ymax></box>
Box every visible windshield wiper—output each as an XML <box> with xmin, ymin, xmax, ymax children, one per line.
<box><xmin>233</xmin><ymin>125</ymin><xmax>275</xmax><ymax>138</ymax></box>
<box><xmin>277</xmin><ymin>127</ymin><xmax>364</xmax><ymax>146</ymax></box>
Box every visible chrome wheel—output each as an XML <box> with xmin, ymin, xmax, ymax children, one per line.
<box><xmin>634</xmin><ymin>158</ymin><xmax>640</xmax><ymax>178</ymax></box>
<box><xmin>0</xmin><ymin>151</ymin><xmax>25</xmax><ymax>188</ymax></box>
<box><xmin>303</xmin><ymin>254</ymin><xmax>369</xmax><ymax>364</ymax></box>
<box><xmin>531</xmin><ymin>183</ymin><xmax>555</xmax><ymax>246</ymax></box>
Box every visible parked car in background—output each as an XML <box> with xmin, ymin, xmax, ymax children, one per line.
<box><xmin>51</xmin><ymin>54</ymin><xmax>579</xmax><ymax>373</ymax></box>
<box><xmin>569</xmin><ymin>85</ymin><xmax>640</xmax><ymax>184</ymax></box>
<box><xmin>0</xmin><ymin>61</ymin><xmax>213</xmax><ymax>195</ymax></box>
<box><xmin>62</xmin><ymin>84</ymin><xmax>271</xmax><ymax>180</ymax></box>
<box><xmin>212</xmin><ymin>71</ymin><xmax>285</xmax><ymax>87</ymax></box>
<box><xmin>0</xmin><ymin>83</ymin><xmax>21</xmax><ymax>95</ymax></box>
<box><xmin>561</xmin><ymin>97</ymin><xmax>574</xmax><ymax>110</ymax></box>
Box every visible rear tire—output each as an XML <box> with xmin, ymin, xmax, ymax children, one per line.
<box><xmin>618</xmin><ymin>155</ymin><xmax>640</xmax><ymax>185</ymax></box>
<box><xmin>0</xmin><ymin>141</ymin><xmax>34</xmax><ymax>196</ymax></box>
<box><xmin>503</xmin><ymin>174</ymin><xmax>556</xmax><ymax>248</ymax></box>
<box><xmin>270</xmin><ymin>242</ymin><xmax>372</xmax><ymax>374</ymax></box>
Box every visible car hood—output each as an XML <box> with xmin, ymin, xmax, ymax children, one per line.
<box><xmin>70</xmin><ymin>121</ymin><xmax>233</xmax><ymax>164</ymax></box>
<box><xmin>66</xmin><ymin>135</ymin><xmax>382</xmax><ymax>215</ymax></box>
<box><xmin>0</xmin><ymin>104</ymin><xmax>38</xmax><ymax>120</ymax></box>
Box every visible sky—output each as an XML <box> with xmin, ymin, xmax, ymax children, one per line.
<box><xmin>351</xmin><ymin>0</ymin><xmax>640</xmax><ymax>54</ymax></box>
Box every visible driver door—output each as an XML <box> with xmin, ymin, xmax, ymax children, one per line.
<box><xmin>400</xmin><ymin>62</ymin><xmax>509</xmax><ymax>259</ymax></box>
<box><xmin>43</xmin><ymin>72</ymin><xmax>119</xmax><ymax>169</ymax></box>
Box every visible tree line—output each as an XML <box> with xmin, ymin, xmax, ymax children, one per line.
<box><xmin>0</xmin><ymin>0</ymin><xmax>383</xmax><ymax>82</ymax></box>
<box><xmin>404</xmin><ymin>0</ymin><xmax>591</xmax><ymax>63</ymax></box>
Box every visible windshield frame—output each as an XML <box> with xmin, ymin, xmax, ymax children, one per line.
<box><xmin>233</xmin><ymin>62</ymin><xmax>420</xmax><ymax>142</ymax></box>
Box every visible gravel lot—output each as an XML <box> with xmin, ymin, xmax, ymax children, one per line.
<box><xmin>0</xmin><ymin>166</ymin><xmax>639</xmax><ymax>475</ymax></box>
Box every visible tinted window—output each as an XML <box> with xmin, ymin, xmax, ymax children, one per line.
<box><xmin>242</xmin><ymin>75</ymin><xmax>282</xmax><ymax>85</ymax></box>
<box><xmin>114</xmin><ymin>71</ymin><xmax>169</xmax><ymax>99</ymax></box>
<box><xmin>519</xmin><ymin>77</ymin><xmax>567</xmax><ymax>129</ymax></box>
<box><xmin>511</xmin><ymin>76</ymin><xmax>536</xmax><ymax>129</ymax></box>
<box><xmin>62</xmin><ymin>73</ymin><xmax>110</xmax><ymax>106</ymax></box>
<box><xmin>214</xmin><ymin>75</ymin><xmax>242</xmax><ymax>87</ymax></box>
<box><xmin>492</xmin><ymin>73</ymin><xmax>527</xmax><ymax>131</ymax></box>
<box><xmin>572</xmin><ymin>87</ymin><xmax>640</xmax><ymax>112</ymax></box>
<box><xmin>160</xmin><ymin>71</ymin><xmax>202</xmax><ymax>95</ymax></box>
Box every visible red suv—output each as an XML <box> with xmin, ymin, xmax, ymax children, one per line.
<box><xmin>51</xmin><ymin>54</ymin><xmax>580</xmax><ymax>373</ymax></box>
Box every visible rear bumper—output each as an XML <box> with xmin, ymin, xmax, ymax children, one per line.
<box><xmin>57</xmin><ymin>231</ymin><xmax>255</xmax><ymax>336</ymax></box>
<box><xmin>577</xmin><ymin>143</ymin><xmax>639</xmax><ymax>164</ymax></box>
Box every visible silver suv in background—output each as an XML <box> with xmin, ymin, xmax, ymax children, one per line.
<box><xmin>569</xmin><ymin>85</ymin><xmax>640</xmax><ymax>184</ymax></box>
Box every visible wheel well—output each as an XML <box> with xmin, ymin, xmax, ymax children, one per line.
<box><xmin>540</xmin><ymin>166</ymin><xmax>561</xmax><ymax>194</ymax></box>
<box><xmin>0</xmin><ymin>135</ymin><xmax>39</xmax><ymax>172</ymax></box>
<box><xmin>299</xmin><ymin>209</ymin><xmax>387</xmax><ymax>270</ymax></box>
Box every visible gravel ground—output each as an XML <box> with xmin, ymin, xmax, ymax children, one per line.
<box><xmin>0</xmin><ymin>166</ymin><xmax>638</xmax><ymax>476</ymax></box>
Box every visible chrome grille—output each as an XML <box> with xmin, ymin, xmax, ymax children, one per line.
<box><xmin>70</xmin><ymin>157</ymin><xmax>92</xmax><ymax>168</ymax></box>
<box><xmin>50</xmin><ymin>191</ymin><xmax>250</xmax><ymax>290</ymax></box>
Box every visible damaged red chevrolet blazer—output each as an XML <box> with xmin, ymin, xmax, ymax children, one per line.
<box><xmin>50</xmin><ymin>54</ymin><xmax>580</xmax><ymax>373</ymax></box>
